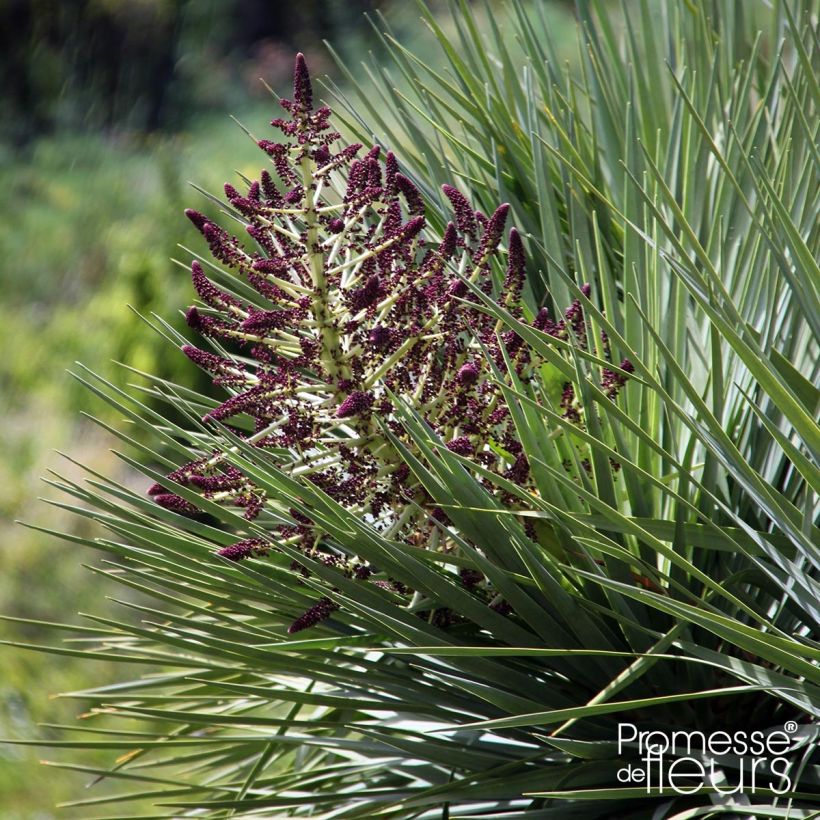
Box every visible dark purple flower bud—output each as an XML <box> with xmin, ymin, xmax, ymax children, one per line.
<box><xmin>252</xmin><ymin>257</ymin><xmax>287</xmax><ymax>274</ymax></box>
<box><xmin>431</xmin><ymin>507</ymin><xmax>451</xmax><ymax>525</ymax></box>
<box><xmin>506</xmin><ymin>453</ymin><xmax>530</xmax><ymax>484</ymax></box>
<box><xmin>368</xmin><ymin>325</ymin><xmax>393</xmax><ymax>351</ymax></box>
<box><xmin>284</xmin><ymin>185</ymin><xmax>304</xmax><ymax>204</ymax></box>
<box><xmin>601</xmin><ymin>359</ymin><xmax>635</xmax><ymax>399</ymax></box>
<box><xmin>349</xmin><ymin>274</ymin><xmax>383</xmax><ymax>312</ymax></box>
<box><xmin>191</xmin><ymin>261</ymin><xmax>240</xmax><ymax>310</ymax></box>
<box><xmin>327</xmin><ymin>217</ymin><xmax>345</xmax><ymax>234</ymax></box>
<box><xmin>260</xmin><ymin>170</ymin><xmax>280</xmax><ymax>203</ymax></box>
<box><xmin>182</xmin><ymin>345</ymin><xmax>246</xmax><ymax>383</ymax></box>
<box><xmin>457</xmin><ymin>362</ymin><xmax>479</xmax><ymax>386</ymax></box>
<box><xmin>188</xmin><ymin>468</ymin><xmax>244</xmax><ymax>492</ymax></box>
<box><xmin>257</xmin><ymin>139</ymin><xmax>282</xmax><ymax>157</ymax></box>
<box><xmin>186</xmin><ymin>306</ymin><xmax>204</xmax><ymax>330</ymax></box>
<box><xmin>581</xmin><ymin>283</ymin><xmax>592</xmax><ymax>298</ymax></box>
<box><xmin>439</xmin><ymin>222</ymin><xmax>457</xmax><ymax>259</ymax></box>
<box><xmin>399</xmin><ymin>215</ymin><xmax>425</xmax><ymax>241</ymax></box>
<box><xmin>474</xmin><ymin>203</ymin><xmax>509</xmax><ymax>261</ymax></box>
<box><xmin>504</xmin><ymin>228</ymin><xmax>525</xmax><ymax>297</ymax></box>
<box><xmin>564</xmin><ymin>296</ymin><xmax>587</xmax><ymax>347</ymax></box>
<box><xmin>446</xmin><ymin>436</ymin><xmax>474</xmax><ymax>456</ymax></box>
<box><xmin>258</xmin><ymin>140</ymin><xmax>298</xmax><ymax>186</ymax></box>
<box><xmin>533</xmin><ymin>307</ymin><xmax>560</xmax><ymax>336</ymax></box>
<box><xmin>293</xmin><ymin>52</ymin><xmax>313</xmax><ymax>111</ymax></box>
<box><xmin>217</xmin><ymin>538</ymin><xmax>270</xmax><ymax>561</ymax></box>
<box><xmin>385</xmin><ymin>151</ymin><xmax>399</xmax><ymax>190</ymax></box>
<box><xmin>447</xmin><ymin>279</ymin><xmax>468</xmax><ymax>298</ymax></box>
<box><xmin>365</xmin><ymin>156</ymin><xmax>382</xmax><ymax>189</ymax></box>
<box><xmin>490</xmin><ymin>599</ymin><xmax>512</xmax><ymax>616</ymax></box>
<box><xmin>442</xmin><ymin>184</ymin><xmax>477</xmax><ymax>237</ymax></box>
<box><xmin>314</xmin><ymin>145</ymin><xmax>331</xmax><ymax>166</ymax></box>
<box><xmin>185</xmin><ymin>208</ymin><xmax>209</xmax><ymax>233</ymax></box>
<box><xmin>153</xmin><ymin>493</ymin><xmax>199</xmax><ymax>516</ymax></box>
<box><xmin>336</xmin><ymin>144</ymin><xmax>363</xmax><ymax>164</ymax></box>
<box><xmin>288</xmin><ymin>596</ymin><xmax>338</xmax><ymax>633</ymax></box>
<box><xmin>354</xmin><ymin>563</ymin><xmax>372</xmax><ymax>580</ymax></box>
<box><xmin>395</xmin><ymin>173</ymin><xmax>424</xmax><ymax>215</ymax></box>
<box><xmin>240</xmin><ymin>309</ymin><xmax>288</xmax><ymax>334</ymax></box>
<box><xmin>335</xmin><ymin>391</ymin><xmax>374</xmax><ymax>419</ymax></box>
<box><xmin>460</xmin><ymin>567</ymin><xmax>484</xmax><ymax>588</ymax></box>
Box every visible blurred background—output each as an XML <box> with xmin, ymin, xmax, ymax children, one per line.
<box><xmin>0</xmin><ymin>0</ymin><xmax>575</xmax><ymax>815</ymax></box>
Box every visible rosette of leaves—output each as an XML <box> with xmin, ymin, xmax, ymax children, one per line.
<box><xmin>9</xmin><ymin>1</ymin><xmax>819</xmax><ymax>818</ymax></box>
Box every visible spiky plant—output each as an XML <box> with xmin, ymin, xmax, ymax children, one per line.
<box><xmin>8</xmin><ymin>1</ymin><xmax>819</xmax><ymax>818</ymax></box>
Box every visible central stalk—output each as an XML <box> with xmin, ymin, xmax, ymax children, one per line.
<box><xmin>300</xmin><ymin>154</ymin><xmax>348</xmax><ymax>384</ymax></box>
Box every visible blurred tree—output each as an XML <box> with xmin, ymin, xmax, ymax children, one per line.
<box><xmin>0</xmin><ymin>0</ymin><xmax>385</xmax><ymax>145</ymax></box>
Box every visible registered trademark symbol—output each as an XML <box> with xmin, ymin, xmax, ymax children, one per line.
<box><xmin>784</xmin><ymin>721</ymin><xmax>798</xmax><ymax>733</ymax></box>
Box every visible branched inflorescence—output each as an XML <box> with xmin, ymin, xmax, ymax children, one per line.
<box><xmin>151</xmin><ymin>54</ymin><xmax>632</xmax><ymax>632</ymax></box>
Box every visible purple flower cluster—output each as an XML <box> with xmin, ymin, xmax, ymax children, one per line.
<box><xmin>151</xmin><ymin>54</ymin><xmax>633</xmax><ymax>632</ymax></box>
